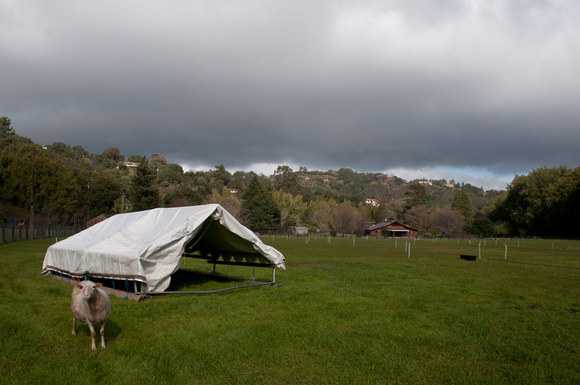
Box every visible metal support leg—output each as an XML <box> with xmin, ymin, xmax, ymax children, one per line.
<box><xmin>272</xmin><ymin>267</ymin><xmax>276</xmax><ymax>283</ymax></box>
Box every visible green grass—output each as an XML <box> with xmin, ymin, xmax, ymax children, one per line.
<box><xmin>1</xmin><ymin>237</ymin><xmax>579</xmax><ymax>384</ymax></box>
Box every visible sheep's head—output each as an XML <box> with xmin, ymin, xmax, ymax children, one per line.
<box><xmin>76</xmin><ymin>282</ymin><xmax>102</xmax><ymax>301</ymax></box>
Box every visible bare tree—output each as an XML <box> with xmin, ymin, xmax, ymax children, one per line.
<box><xmin>429</xmin><ymin>209</ymin><xmax>465</xmax><ymax>236</ymax></box>
<box><xmin>332</xmin><ymin>203</ymin><xmax>369</xmax><ymax>235</ymax></box>
<box><xmin>309</xmin><ymin>210</ymin><xmax>332</xmax><ymax>233</ymax></box>
<box><xmin>405</xmin><ymin>205</ymin><xmax>431</xmax><ymax>230</ymax></box>
<box><xmin>167</xmin><ymin>197</ymin><xmax>190</xmax><ymax>207</ymax></box>
<box><xmin>151</xmin><ymin>154</ymin><xmax>167</xmax><ymax>170</ymax></box>
<box><xmin>279</xmin><ymin>207</ymin><xmax>290</xmax><ymax>227</ymax></box>
<box><xmin>372</xmin><ymin>175</ymin><xmax>406</xmax><ymax>219</ymax></box>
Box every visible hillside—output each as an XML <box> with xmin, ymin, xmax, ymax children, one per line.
<box><xmin>5</xmin><ymin>121</ymin><xmax>577</xmax><ymax>238</ymax></box>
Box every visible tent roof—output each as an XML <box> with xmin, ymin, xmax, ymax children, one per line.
<box><xmin>42</xmin><ymin>204</ymin><xmax>285</xmax><ymax>292</ymax></box>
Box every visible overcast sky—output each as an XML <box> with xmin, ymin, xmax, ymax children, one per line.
<box><xmin>2</xmin><ymin>0</ymin><xmax>579</xmax><ymax>190</ymax></box>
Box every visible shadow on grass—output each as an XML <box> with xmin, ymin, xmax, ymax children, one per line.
<box><xmin>167</xmin><ymin>269</ymin><xmax>254</xmax><ymax>291</ymax></box>
<box><xmin>167</xmin><ymin>270</ymin><xmax>217</xmax><ymax>291</ymax></box>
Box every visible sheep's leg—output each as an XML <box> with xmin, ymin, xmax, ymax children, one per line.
<box><xmin>100</xmin><ymin>320</ymin><xmax>107</xmax><ymax>348</ymax></box>
<box><xmin>87</xmin><ymin>322</ymin><xmax>97</xmax><ymax>350</ymax></box>
<box><xmin>72</xmin><ymin>317</ymin><xmax>77</xmax><ymax>335</ymax></box>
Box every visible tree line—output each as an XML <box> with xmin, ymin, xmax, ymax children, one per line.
<box><xmin>1</xmin><ymin>116</ymin><xmax>578</xmax><ymax>237</ymax></box>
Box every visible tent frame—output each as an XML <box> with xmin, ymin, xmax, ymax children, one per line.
<box><xmin>182</xmin><ymin>249</ymin><xmax>278</xmax><ymax>283</ymax></box>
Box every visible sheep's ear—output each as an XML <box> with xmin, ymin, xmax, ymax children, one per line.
<box><xmin>95</xmin><ymin>283</ymin><xmax>102</xmax><ymax>288</ymax></box>
<box><xmin>76</xmin><ymin>284</ymin><xmax>83</xmax><ymax>289</ymax></box>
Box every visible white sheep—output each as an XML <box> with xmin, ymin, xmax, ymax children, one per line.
<box><xmin>71</xmin><ymin>280</ymin><xmax>111</xmax><ymax>350</ymax></box>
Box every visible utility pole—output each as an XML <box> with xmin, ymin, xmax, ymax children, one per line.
<box><xmin>30</xmin><ymin>147</ymin><xmax>36</xmax><ymax>240</ymax></box>
<box><xmin>87</xmin><ymin>179</ymin><xmax>92</xmax><ymax>223</ymax></box>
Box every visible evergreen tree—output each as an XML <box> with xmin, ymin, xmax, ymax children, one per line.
<box><xmin>0</xmin><ymin>117</ymin><xmax>14</xmax><ymax>138</ymax></box>
<box><xmin>0</xmin><ymin>116</ymin><xmax>16</xmax><ymax>148</ymax></box>
<box><xmin>451</xmin><ymin>188</ymin><xmax>474</xmax><ymax>231</ymax></box>
<box><xmin>241</xmin><ymin>176</ymin><xmax>280</xmax><ymax>228</ymax></box>
<box><xmin>129</xmin><ymin>157</ymin><xmax>160</xmax><ymax>211</ymax></box>
<box><xmin>404</xmin><ymin>183</ymin><xmax>428</xmax><ymax>210</ymax></box>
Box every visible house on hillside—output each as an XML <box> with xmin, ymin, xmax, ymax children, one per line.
<box><xmin>363</xmin><ymin>220</ymin><xmax>419</xmax><ymax>238</ymax></box>
<box><xmin>116</xmin><ymin>162</ymin><xmax>139</xmax><ymax>170</ymax></box>
<box><xmin>365</xmin><ymin>198</ymin><xmax>380</xmax><ymax>207</ymax></box>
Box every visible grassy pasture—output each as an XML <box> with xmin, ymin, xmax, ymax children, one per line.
<box><xmin>1</xmin><ymin>237</ymin><xmax>579</xmax><ymax>384</ymax></box>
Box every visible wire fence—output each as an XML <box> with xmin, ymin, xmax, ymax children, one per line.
<box><xmin>0</xmin><ymin>224</ymin><xmax>80</xmax><ymax>244</ymax></box>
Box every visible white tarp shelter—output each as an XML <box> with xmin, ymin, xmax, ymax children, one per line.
<box><xmin>42</xmin><ymin>204</ymin><xmax>285</xmax><ymax>292</ymax></box>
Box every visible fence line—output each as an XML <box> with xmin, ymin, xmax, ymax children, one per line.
<box><xmin>0</xmin><ymin>224</ymin><xmax>80</xmax><ymax>244</ymax></box>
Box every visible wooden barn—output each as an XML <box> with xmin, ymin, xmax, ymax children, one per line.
<box><xmin>364</xmin><ymin>220</ymin><xmax>419</xmax><ymax>238</ymax></box>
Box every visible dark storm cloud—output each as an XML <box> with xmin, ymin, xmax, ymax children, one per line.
<box><xmin>1</xmin><ymin>0</ymin><xmax>578</xmax><ymax>189</ymax></box>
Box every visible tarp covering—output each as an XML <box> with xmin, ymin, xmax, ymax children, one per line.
<box><xmin>42</xmin><ymin>204</ymin><xmax>285</xmax><ymax>292</ymax></box>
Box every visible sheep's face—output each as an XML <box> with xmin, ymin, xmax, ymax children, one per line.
<box><xmin>77</xmin><ymin>282</ymin><xmax>102</xmax><ymax>301</ymax></box>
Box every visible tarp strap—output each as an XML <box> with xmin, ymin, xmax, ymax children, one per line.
<box><xmin>185</xmin><ymin>221</ymin><xmax>213</xmax><ymax>252</ymax></box>
<box><xmin>124</xmin><ymin>279</ymin><xmax>129</xmax><ymax>300</ymax></box>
